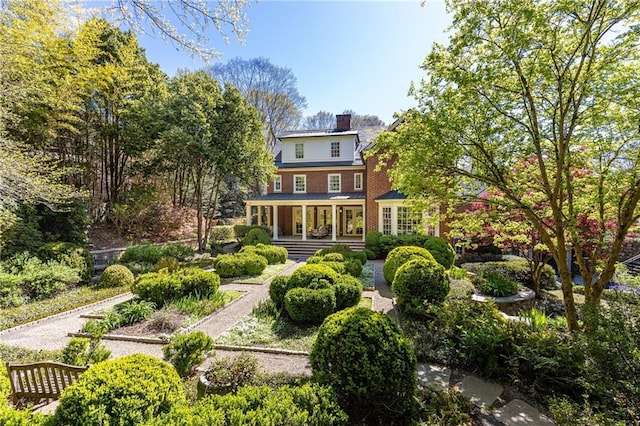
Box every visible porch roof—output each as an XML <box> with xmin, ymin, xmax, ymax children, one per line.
<box><xmin>248</xmin><ymin>192</ymin><xmax>366</xmax><ymax>202</ymax></box>
<box><xmin>374</xmin><ymin>190</ymin><xmax>408</xmax><ymax>200</ymax></box>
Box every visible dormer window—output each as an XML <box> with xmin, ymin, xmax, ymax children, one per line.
<box><xmin>295</xmin><ymin>143</ymin><xmax>304</xmax><ymax>159</ymax></box>
<box><xmin>331</xmin><ymin>141</ymin><xmax>340</xmax><ymax>158</ymax></box>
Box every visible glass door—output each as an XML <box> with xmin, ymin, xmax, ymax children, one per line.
<box><xmin>343</xmin><ymin>207</ymin><xmax>363</xmax><ymax>236</ymax></box>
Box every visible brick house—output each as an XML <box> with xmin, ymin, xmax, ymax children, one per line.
<box><xmin>245</xmin><ymin>114</ymin><xmax>442</xmax><ymax>242</ymax></box>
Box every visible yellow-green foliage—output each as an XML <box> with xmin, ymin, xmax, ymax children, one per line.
<box><xmin>54</xmin><ymin>354</ymin><xmax>185</xmax><ymax>425</ymax></box>
<box><xmin>98</xmin><ymin>264</ymin><xmax>134</xmax><ymax>288</ymax></box>
<box><xmin>383</xmin><ymin>245</ymin><xmax>436</xmax><ymax>284</ymax></box>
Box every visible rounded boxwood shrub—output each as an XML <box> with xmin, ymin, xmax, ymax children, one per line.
<box><xmin>132</xmin><ymin>271</ymin><xmax>182</xmax><ymax>307</ymax></box>
<box><xmin>174</xmin><ymin>268</ymin><xmax>220</xmax><ymax>298</ymax></box>
<box><xmin>269</xmin><ymin>275</ymin><xmax>289</xmax><ymax>310</ymax></box>
<box><xmin>305</xmin><ymin>255</ymin><xmax>323</xmax><ymax>264</ymax></box>
<box><xmin>284</xmin><ymin>287</ymin><xmax>336</xmax><ymax>323</ymax></box>
<box><xmin>159</xmin><ymin>242</ymin><xmax>194</xmax><ymax>261</ymax></box>
<box><xmin>319</xmin><ymin>261</ymin><xmax>346</xmax><ymax>275</ymax></box>
<box><xmin>344</xmin><ymin>258</ymin><xmax>363</xmax><ymax>277</ymax></box>
<box><xmin>163</xmin><ymin>331</ymin><xmax>214</xmax><ymax>377</ymax></box>
<box><xmin>212</xmin><ymin>253</ymin><xmax>244</xmax><ymax>278</ymax></box>
<box><xmin>120</xmin><ymin>244</ymin><xmax>162</xmax><ymax>265</ymax></box>
<box><xmin>98</xmin><ymin>264</ymin><xmax>134</xmax><ymax>289</ymax></box>
<box><xmin>54</xmin><ymin>354</ymin><xmax>185</xmax><ymax>425</ymax></box>
<box><xmin>242</xmin><ymin>253</ymin><xmax>268</xmax><ymax>275</ymax></box>
<box><xmin>287</xmin><ymin>264</ymin><xmax>339</xmax><ymax>289</ymax></box>
<box><xmin>323</xmin><ymin>253</ymin><xmax>344</xmax><ymax>262</ymax></box>
<box><xmin>240</xmin><ymin>243</ymin><xmax>288</xmax><ymax>264</ymax></box>
<box><xmin>423</xmin><ymin>236</ymin><xmax>455</xmax><ymax>269</ymax></box>
<box><xmin>37</xmin><ymin>241</ymin><xmax>95</xmax><ymax>283</ymax></box>
<box><xmin>310</xmin><ymin>307</ymin><xmax>417</xmax><ymax>422</ymax></box>
<box><xmin>383</xmin><ymin>245</ymin><xmax>436</xmax><ymax>283</ymax></box>
<box><xmin>392</xmin><ymin>258</ymin><xmax>449</xmax><ymax>315</ymax></box>
<box><xmin>243</xmin><ymin>228</ymin><xmax>272</xmax><ymax>246</ymax></box>
<box><xmin>152</xmin><ymin>256</ymin><xmax>180</xmax><ymax>272</ymax></box>
<box><xmin>333</xmin><ymin>275</ymin><xmax>363</xmax><ymax>310</ymax></box>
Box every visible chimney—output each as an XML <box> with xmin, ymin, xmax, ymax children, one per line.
<box><xmin>336</xmin><ymin>114</ymin><xmax>351</xmax><ymax>131</ymax></box>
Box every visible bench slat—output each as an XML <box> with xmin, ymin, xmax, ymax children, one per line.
<box><xmin>5</xmin><ymin>361</ymin><xmax>88</xmax><ymax>404</ymax></box>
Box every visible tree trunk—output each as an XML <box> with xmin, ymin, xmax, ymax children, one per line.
<box><xmin>554</xmin><ymin>248</ymin><xmax>579</xmax><ymax>331</ymax></box>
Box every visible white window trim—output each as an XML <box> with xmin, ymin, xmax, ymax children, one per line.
<box><xmin>273</xmin><ymin>176</ymin><xmax>282</xmax><ymax>192</ymax></box>
<box><xmin>354</xmin><ymin>173</ymin><xmax>363</xmax><ymax>191</ymax></box>
<box><xmin>331</xmin><ymin>141</ymin><xmax>340</xmax><ymax>158</ymax></box>
<box><xmin>295</xmin><ymin>143</ymin><xmax>304</xmax><ymax>159</ymax></box>
<box><xmin>327</xmin><ymin>174</ymin><xmax>341</xmax><ymax>193</ymax></box>
<box><xmin>294</xmin><ymin>174</ymin><xmax>306</xmax><ymax>193</ymax></box>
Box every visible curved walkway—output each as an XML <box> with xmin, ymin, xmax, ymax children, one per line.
<box><xmin>0</xmin><ymin>260</ymin><xmax>554</xmax><ymax>425</ymax></box>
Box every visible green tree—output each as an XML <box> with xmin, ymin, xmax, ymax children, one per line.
<box><xmin>372</xmin><ymin>0</ymin><xmax>640</xmax><ymax>331</ymax></box>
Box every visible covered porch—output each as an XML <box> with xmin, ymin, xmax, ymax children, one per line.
<box><xmin>245</xmin><ymin>193</ymin><xmax>366</xmax><ymax>242</ymax></box>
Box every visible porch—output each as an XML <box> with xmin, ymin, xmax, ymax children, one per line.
<box><xmin>245</xmin><ymin>193</ymin><xmax>367</xmax><ymax>242</ymax></box>
<box><xmin>272</xmin><ymin>238</ymin><xmax>366</xmax><ymax>259</ymax></box>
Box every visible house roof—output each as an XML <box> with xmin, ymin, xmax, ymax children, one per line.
<box><xmin>279</xmin><ymin>129</ymin><xmax>360</xmax><ymax>138</ymax></box>
<box><xmin>374</xmin><ymin>190</ymin><xmax>407</xmax><ymax>200</ymax></box>
<box><xmin>274</xmin><ymin>151</ymin><xmax>363</xmax><ymax>168</ymax></box>
<box><xmin>248</xmin><ymin>192</ymin><xmax>366</xmax><ymax>201</ymax></box>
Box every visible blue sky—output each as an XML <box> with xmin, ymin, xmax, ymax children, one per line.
<box><xmin>117</xmin><ymin>1</ymin><xmax>452</xmax><ymax>125</ymax></box>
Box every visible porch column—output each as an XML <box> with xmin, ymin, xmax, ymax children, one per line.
<box><xmin>331</xmin><ymin>204</ymin><xmax>337</xmax><ymax>241</ymax></box>
<box><xmin>257</xmin><ymin>206</ymin><xmax>262</xmax><ymax>226</ymax></box>
<box><xmin>273</xmin><ymin>205</ymin><xmax>279</xmax><ymax>240</ymax></box>
<box><xmin>361</xmin><ymin>202</ymin><xmax>366</xmax><ymax>241</ymax></box>
<box><xmin>302</xmin><ymin>205</ymin><xmax>307</xmax><ymax>241</ymax></box>
<box><xmin>245</xmin><ymin>204</ymin><xmax>251</xmax><ymax>225</ymax></box>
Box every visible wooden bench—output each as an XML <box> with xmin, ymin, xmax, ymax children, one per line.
<box><xmin>6</xmin><ymin>361</ymin><xmax>88</xmax><ymax>408</ymax></box>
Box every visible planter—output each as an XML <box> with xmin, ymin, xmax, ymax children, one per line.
<box><xmin>472</xmin><ymin>287</ymin><xmax>535</xmax><ymax>316</ymax></box>
<box><xmin>196</xmin><ymin>373</ymin><xmax>234</xmax><ymax>399</ymax></box>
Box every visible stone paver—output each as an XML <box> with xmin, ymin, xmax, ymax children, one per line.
<box><xmin>494</xmin><ymin>399</ymin><xmax>555</xmax><ymax>426</ymax></box>
<box><xmin>455</xmin><ymin>375</ymin><xmax>504</xmax><ymax>409</ymax></box>
<box><xmin>417</xmin><ymin>363</ymin><xmax>452</xmax><ymax>392</ymax></box>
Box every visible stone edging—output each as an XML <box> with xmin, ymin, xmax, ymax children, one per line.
<box><xmin>214</xmin><ymin>344</ymin><xmax>309</xmax><ymax>356</ymax></box>
<box><xmin>0</xmin><ymin>292</ymin><xmax>134</xmax><ymax>336</ymax></box>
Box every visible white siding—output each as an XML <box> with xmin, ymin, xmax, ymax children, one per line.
<box><xmin>281</xmin><ymin>134</ymin><xmax>356</xmax><ymax>163</ymax></box>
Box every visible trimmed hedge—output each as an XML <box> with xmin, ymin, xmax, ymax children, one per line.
<box><xmin>269</xmin><ymin>275</ymin><xmax>289</xmax><ymax>310</ymax></box>
<box><xmin>37</xmin><ymin>241</ymin><xmax>95</xmax><ymax>283</ymax></box>
<box><xmin>119</xmin><ymin>242</ymin><xmax>194</xmax><ymax>266</ymax></box>
<box><xmin>287</xmin><ymin>264</ymin><xmax>339</xmax><ymax>289</ymax></box>
<box><xmin>213</xmin><ymin>252</ymin><xmax>268</xmax><ymax>278</ymax></box>
<box><xmin>54</xmin><ymin>354</ymin><xmax>185</xmax><ymax>425</ymax></box>
<box><xmin>423</xmin><ymin>236</ymin><xmax>455</xmax><ymax>269</ymax></box>
<box><xmin>98</xmin><ymin>264</ymin><xmax>134</xmax><ymax>289</ymax></box>
<box><xmin>333</xmin><ymin>274</ymin><xmax>363</xmax><ymax>310</ymax></box>
<box><xmin>392</xmin><ymin>258</ymin><xmax>449</xmax><ymax>316</ymax></box>
<box><xmin>383</xmin><ymin>245</ymin><xmax>436</xmax><ymax>284</ymax></box>
<box><xmin>284</xmin><ymin>287</ymin><xmax>336</xmax><ymax>323</ymax></box>
<box><xmin>311</xmin><ymin>307</ymin><xmax>417</xmax><ymax>422</ymax></box>
<box><xmin>366</xmin><ymin>231</ymin><xmax>456</xmax><ymax>268</ymax></box>
<box><xmin>152</xmin><ymin>383</ymin><xmax>347</xmax><ymax>425</ymax></box>
<box><xmin>239</xmin><ymin>243</ymin><xmax>287</xmax><ymax>264</ymax></box>
<box><xmin>132</xmin><ymin>268</ymin><xmax>221</xmax><ymax>306</ymax></box>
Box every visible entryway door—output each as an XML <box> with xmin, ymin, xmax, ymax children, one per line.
<box><xmin>343</xmin><ymin>207</ymin><xmax>363</xmax><ymax>236</ymax></box>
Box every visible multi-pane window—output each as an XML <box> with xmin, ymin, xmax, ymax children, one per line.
<box><xmin>273</xmin><ymin>176</ymin><xmax>282</xmax><ymax>192</ymax></box>
<box><xmin>330</xmin><ymin>141</ymin><xmax>340</xmax><ymax>158</ymax></box>
<box><xmin>294</xmin><ymin>175</ymin><xmax>306</xmax><ymax>193</ymax></box>
<box><xmin>382</xmin><ymin>207</ymin><xmax>392</xmax><ymax>235</ymax></box>
<box><xmin>295</xmin><ymin>143</ymin><xmax>304</xmax><ymax>159</ymax></box>
<box><xmin>354</xmin><ymin>173</ymin><xmax>363</xmax><ymax>191</ymax></box>
<box><xmin>426</xmin><ymin>205</ymin><xmax>438</xmax><ymax>236</ymax></box>
<box><xmin>397</xmin><ymin>207</ymin><xmax>421</xmax><ymax>234</ymax></box>
<box><xmin>328</xmin><ymin>174</ymin><xmax>341</xmax><ymax>192</ymax></box>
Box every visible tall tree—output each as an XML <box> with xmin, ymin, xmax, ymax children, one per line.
<box><xmin>371</xmin><ymin>0</ymin><xmax>640</xmax><ymax>331</ymax></box>
<box><xmin>208</xmin><ymin>57</ymin><xmax>307</xmax><ymax>152</ymax></box>
<box><xmin>303</xmin><ymin>111</ymin><xmax>335</xmax><ymax>130</ymax></box>
<box><xmin>96</xmin><ymin>0</ymin><xmax>250</xmax><ymax>62</ymax></box>
<box><xmin>342</xmin><ymin>110</ymin><xmax>385</xmax><ymax>128</ymax></box>
<box><xmin>159</xmin><ymin>72</ymin><xmax>274</xmax><ymax>250</ymax></box>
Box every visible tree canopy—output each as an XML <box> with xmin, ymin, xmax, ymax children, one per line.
<box><xmin>372</xmin><ymin>0</ymin><xmax>640</xmax><ymax>331</ymax></box>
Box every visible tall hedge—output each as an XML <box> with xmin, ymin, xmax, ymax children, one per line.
<box><xmin>383</xmin><ymin>245</ymin><xmax>436</xmax><ymax>284</ymax></box>
<box><xmin>54</xmin><ymin>354</ymin><xmax>185</xmax><ymax>425</ymax></box>
<box><xmin>310</xmin><ymin>307</ymin><xmax>417</xmax><ymax>422</ymax></box>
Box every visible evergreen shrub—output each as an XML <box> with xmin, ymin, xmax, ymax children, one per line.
<box><xmin>333</xmin><ymin>274</ymin><xmax>363</xmax><ymax>310</ymax></box>
<box><xmin>54</xmin><ymin>354</ymin><xmax>185</xmax><ymax>425</ymax></box>
<box><xmin>163</xmin><ymin>331</ymin><xmax>214</xmax><ymax>377</ymax></box>
<box><xmin>239</xmin><ymin>243</ymin><xmax>287</xmax><ymax>264</ymax></box>
<box><xmin>132</xmin><ymin>272</ymin><xmax>182</xmax><ymax>307</ymax></box>
<box><xmin>0</xmin><ymin>273</ymin><xmax>21</xmax><ymax>308</ymax></box>
<box><xmin>423</xmin><ymin>236</ymin><xmax>456</xmax><ymax>269</ymax></box>
<box><xmin>98</xmin><ymin>264</ymin><xmax>134</xmax><ymax>289</ymax></box>
<box><xmin>37</xmin><ymin>242</ymin><xmax>95</xmax><ymax>283</ymax></box>
<box><xmin>311</xmin><ymin>307</ymin><xmax>417</xmax><ymax>422</ymax></box>
<box><xmin>287</xmin><ymin>264</ymin><xmax>339</xmax><ymax>289</ymax></box>
<box><xmin>269</xmin><ymin>275</ymin><xmax>289</xmax><ymax>310</ymax></box>
<box><xmin>284</xmin><ymin>287</ymin><xmax>336</xmax><ymax>323</ymax></box>
<box><xmin>173</xmin><ymin>268</ymin><xmax>220</xmax><ymax>298</ymax></box>
<box><xmin>152</xmin><ymin>256</ymin><xmax>180</xmax><ymax>272</ymax></box>
<box><xmin>392</xmin><ymin>258</ymin><xmax>449</xmax><ymax>316</ymax></box>
<box><xmin>243</xmin><ymin>228</ymin><xmax>272</xmax><ymax>246</ymax></box>
<box><xmin>383</xmin><ymin>245</ymin><xmax>436</xmax><ymax>284</ymax></box>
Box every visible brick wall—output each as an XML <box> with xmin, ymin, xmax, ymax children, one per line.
<box><xmin>268</xmin><ymin>169</ymin><xmax>365</xmax><ymax>194</ymax></box>
<box><xmin>365</xmin><ymin>152</ymin><xmax>395</xmax><ymax>233</ymax></box>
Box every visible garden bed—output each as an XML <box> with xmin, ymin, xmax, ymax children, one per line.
<box><xmin>220</xmin><ymin>260</ymin><xmax>296</xmax><ymax>284</ymax></box>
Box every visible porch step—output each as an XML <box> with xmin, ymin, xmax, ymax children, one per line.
<box><xmin>273</xmin><ymin>240</ymin><xmax>365</xmax><ymax>259</ymax></box>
